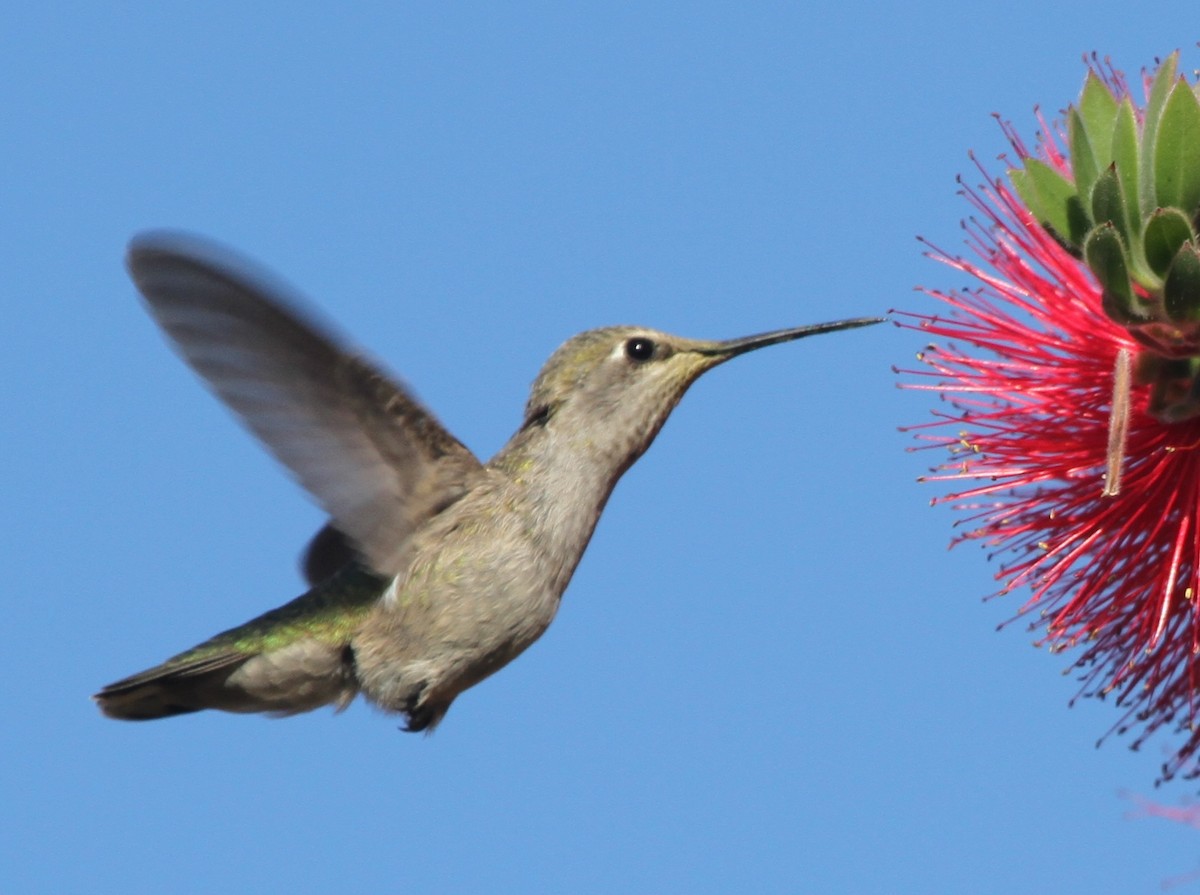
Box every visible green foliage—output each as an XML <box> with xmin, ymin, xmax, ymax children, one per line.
<box><xmin>1077</xmin><ymin>72</ymin><xmax>1119</xmax><ymax>167</ymax></box>
<box><xmin>1110</xmin><ymin>98</ymin><xmax>1141</xmax><ymax>235</ymax></box>
<box><xmin>1143</xmin><ymin>208</ymin><xmax>1194</xmax><ymax>279</ymax></box>
<box><xmin>1085</xmin><ymin>223</ymin><xmax>1141</xmax><ymax>323</ymax></box>
<box><xmin>1009</xmin><ymin>159</ymin><xmax>1088</xmax><ymax>246</ymax></box>
<box><xmin>1068</xmin><ymin>107</ymin><xmax>1102</xmax><ymax>211</ymax></box>
<box><xmin>1089</xmin><ymin>166</ymin><xmax>1127</xmax><ymax>246</ymax></box>
<box><xmin>1153</xmin><ymin>80</ymin><xmax>1200</xmax><ymax>215</ymax></box>
<box><xmin>1139</xmin><ymin>52</ymin><xmax>1178</xmax><ymax>216</ymax></box>
<box><xmin>1165</xmin><ymin>241</ymin><xmax>1200</xmax><ymax>323</ymax></box>
<box><xmin>1009</xmin><ymin>52</ymin><xmax>1200</xmax><ymax>341</ymax></box>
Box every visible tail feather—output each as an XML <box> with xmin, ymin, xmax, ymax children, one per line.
<box><xmin>96</xmin><ymin>565</ymin><xmax>384</xmax><ymax>721</ymax></box>
<box><xmin>96</xmin><ymin>638</ymin><xmax>360</xmax><ymax>720</ymax></box>
<box><xmin>94</xmin><ymin>652</ymin><xmax>254</xmax><ymax>721</ymax></box>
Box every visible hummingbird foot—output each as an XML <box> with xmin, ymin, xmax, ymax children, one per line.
<box><xmin>395</xmin><ymin>682</ymin><xmax>452</xmax><ymax>733</ymax></box>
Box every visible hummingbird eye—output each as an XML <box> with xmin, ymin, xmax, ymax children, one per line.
<box><xmin>624</xmin><ymin>337</ymin><xmax>656</xmax><ymax>362</ymax></box>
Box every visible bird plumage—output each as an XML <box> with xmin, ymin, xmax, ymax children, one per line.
<box><xmin>95</xmin><ymin>231</ymin><xmax>881</xmax><ymax>730</ymax></box>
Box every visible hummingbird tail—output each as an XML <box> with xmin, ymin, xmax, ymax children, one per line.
<box><xmin>93</xmin><ymin>652</ymin><xmax>255</xmax><ymax>721</ymax></box>
<box><xmin>95</xmin><ymin>636</ymin><xmax>362</xmax><ymax>720</ymax></box>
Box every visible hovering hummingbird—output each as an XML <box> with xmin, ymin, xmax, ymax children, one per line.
<box><xmin>95</xmin><ymin>232</ymin><xmax>881</xmax><ymax>730</ymax></box>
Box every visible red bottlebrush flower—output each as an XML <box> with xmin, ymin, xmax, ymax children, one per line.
<box><xmin>899</xmin><ymin>53</ymin><xmax>1200</xmax><ymax>783</ymax></box>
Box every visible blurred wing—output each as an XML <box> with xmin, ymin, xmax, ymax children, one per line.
<box><xmin>127</xmin><ymin>231</ymin><xmax>484</xmax><ymax>577</ymax></box>
<box><xmin>300</xmin><ymin>522</ymin><xmax>359</xmax><ymax>587</ymax></box>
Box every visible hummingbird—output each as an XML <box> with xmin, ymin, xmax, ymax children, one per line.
<box><xmin>95</xmin><ymin>231</ymin><xmax>881</xmax><ymax>730</ymax></box>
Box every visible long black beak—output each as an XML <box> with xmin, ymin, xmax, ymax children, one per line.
<box><xmin>701</xmin><ymin>316</ymin><xmax>885</xmax><ymax>359</ymax></box>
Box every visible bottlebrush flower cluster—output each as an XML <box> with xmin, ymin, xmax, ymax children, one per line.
<box><xmin>900</xmin><ymin>53</ymin><xmax>1200</xmax><ymax>783</ymax></box>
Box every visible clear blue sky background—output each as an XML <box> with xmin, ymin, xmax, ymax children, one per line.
<box><xmin>6</xmin><ymin>4</ymin><xmax>1200</xmax><ymax>893</ymax></box>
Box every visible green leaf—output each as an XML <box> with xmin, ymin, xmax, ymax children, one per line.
<box><xmin>1154</xmin><ymin>80</ymin><xmax>1200</xmax><ymax>214</ymax></box>
<box><xmin>1140</xmin><ymin>52</ymin><xmax>1179</xmax><ymax>214</ymax></box>
<box><xmin>1077</xmin><ymin>71</ymin><xmax>1119</xmax><ymax>167</ymax></box>
<box><xmin>1090</xmin><ymin>165</ymin><xmax>1127</xmax><ymax>237</ymax></box>
<box><xmin>1008</xmin><ymin>165</ymin><xmax>1033</xmax><ymax>204</ymax></box>
<box><xmin>1111</xmin><ymin>98</ymin><xmax>1141</xmax><ymax>235</ymax></box>
<box><xmin>1085</xmin><ymin>223</ymin><xmax>1143</xmax><ymax>323</ymax></box>
<box><xmin>1164</xmin><ymin>241</ymin><xmax>1200</xmax><ymax>323</ymax></box>
<box><xmin>1108</xmin><ymin>97</ymin><xmax>1153</xmax><ymax>284</ymax></box>
<box><xmin>1093</xmin><ymin>163</ymin><xmax>1159</xmax><ymax>290</ymax></box>
<box><xmin>1009</xmin><ymin>159</ymin><xmax>1089</xmax><ymax>248</ymax></box>
<box><xmin>1068</xmin><ymin>106</ymin><xmax>1100</xmax><ymax>209</ymax></box>
<box><xmin>1143</xmin><ymin>207</ymin><xmax>1195</xmax><ymax>279</ymax></box>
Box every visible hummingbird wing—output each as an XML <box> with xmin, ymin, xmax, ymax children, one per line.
<box><xmin>299</xmin><ymin>521</ymin><xmax>360</xmax><ymax>586</ymax></box>
<box><xmin>126</xmin><ymin>231</ymin><xmax>485</xmax><ymax>578</ymax></box>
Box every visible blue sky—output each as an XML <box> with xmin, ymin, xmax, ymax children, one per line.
<box><xmin>6</xmin><ymin>4</ymin><xmax>1200</xmax><ymax>893</ymax></box>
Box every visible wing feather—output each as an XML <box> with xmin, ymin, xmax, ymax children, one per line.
<box><xmin>127</xmin><ymin>232</ymin><xmax>484</xmax><ymax>576</ymax></box>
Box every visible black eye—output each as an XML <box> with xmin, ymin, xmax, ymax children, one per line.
<box><xmin>625</xmin><ymin>337</ymin><xmax>656</xmax><ymax>362</ymax></box>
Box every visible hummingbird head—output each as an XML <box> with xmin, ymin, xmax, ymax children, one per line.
<box><xmin>520</xmin><ymin>317</ymin><xmax>883</xmax><ymax>467</ymax></box>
